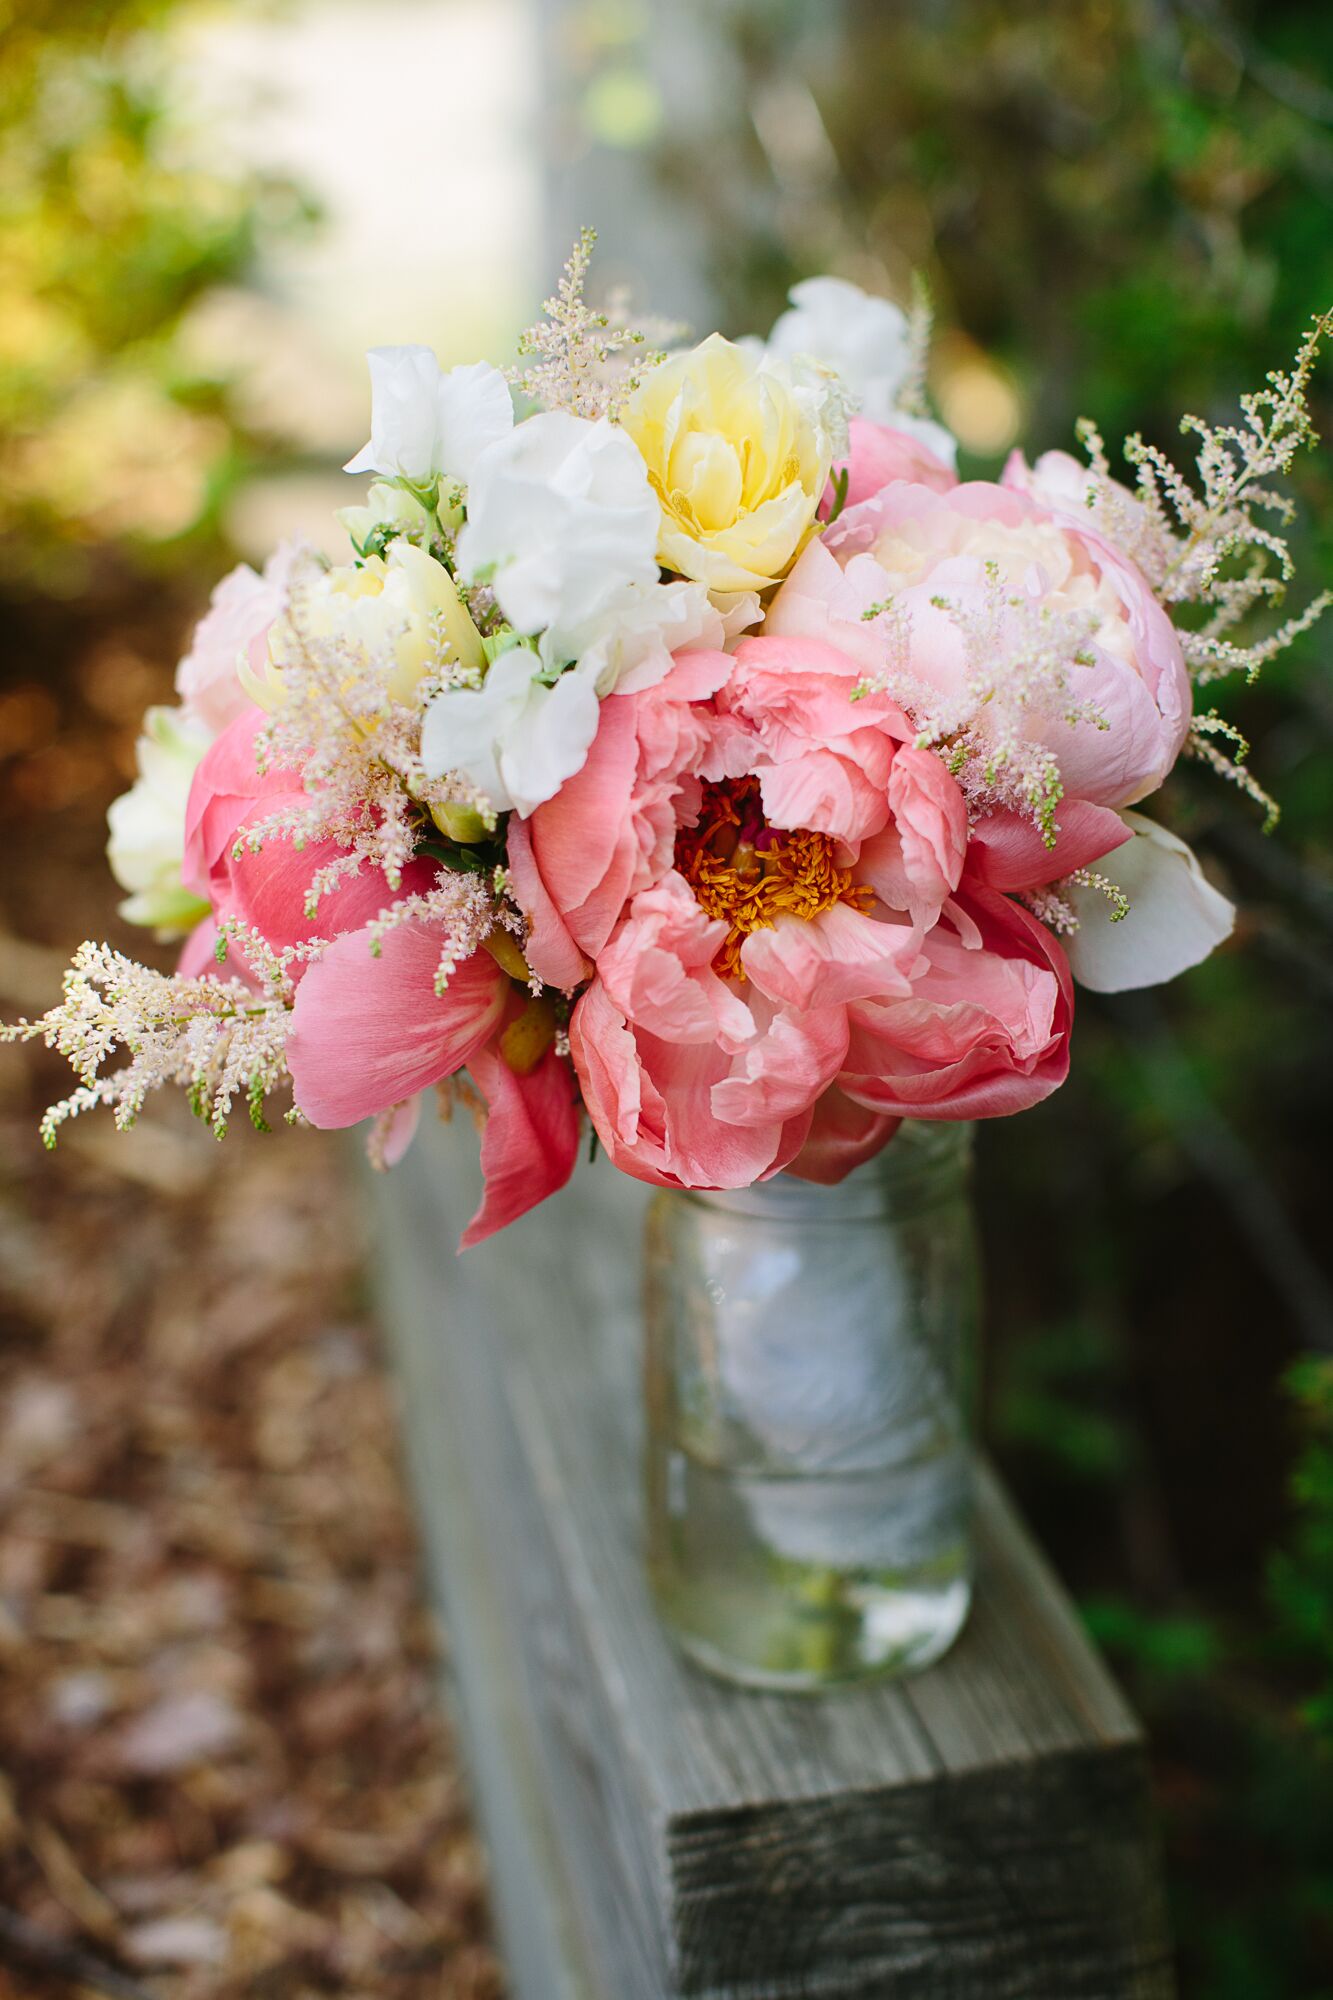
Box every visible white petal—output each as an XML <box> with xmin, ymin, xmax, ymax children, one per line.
<box><xmin>420</xmin><ymin>649</ymin><xmax>601</xmax><ymax>818</ymax></box>
<box><xmin>434</xmin><ymin>360</ymin><xmax>514</xmax><ymax>481</ymax></box>
<box><xmin>574</xmin><ymin>579</ymin><xmax>723</xmax><ymax>697</ymax></box>
<box><xmin>345</xmin><ymin>345</ymin><xmax>444</xmax><ymax>480</ymax></box>
<box><xmin>1064</xmin><ymin>811</ymin><xmax>1235</xmax><ymax>993</ymax></box>
<box><xmin>767</xmin><ymin>276</ymin><xmax>912</xmax><ymax>418</ymax></box>
<box><xmin>500</xmin><ymin>667</ymin><xmax>602</xmax><ymax>818</ymax></box>
<box><xmin>420</xmin><ymin>651</ymin><xmax>530</xmax><ymax>804</ymax></box>
<box><xmin>456</xmin><ymin>412</ymin><xmax>659</xmax><ymax>656</ymax></box>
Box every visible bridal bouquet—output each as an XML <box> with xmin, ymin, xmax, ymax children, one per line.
<box><xmin>11</xmin><ymin>236</ymin><xmax>1328</xmax><ymax>1247</ymax></box>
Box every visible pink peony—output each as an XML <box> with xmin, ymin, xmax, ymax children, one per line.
<box><xmin>547</xmin><ymin>632</ymin><xmax>1072</xmax><ymax>1192</ymax></box>
<box><xmin>827</xmin><ymin>416</ymin><xmax>957</xmax><ymax>512</ymax></box>
<box><xmin>769</xmin><ymin>479</ymin><xmax>1192</xmax><ymax>815</ymax></box>
<box><xmin>181</xmin><ymin>707</ymin><xmax>438</xmax><ymax>966</ymax></box>
<box><xmin>286</xmin><ymin>923</ymin><xmax>580</xmax><ymax>1246</ymax></box>
<box><xmin>1002</xmin><ymin>446</ymin><xmax>1159</xmax><ymax>550</ymax></box>
<box><xmin>784</xmin><ymin>1088</ymin><xmax>902</xmax><ymax>1185</ymax></box>
<box><xmin>505</xmin><ymin>648</ymin><xmax>737</xmax><ymax>987</ymax></box>
<box><xmin>183</xmin><ymin>704</ymin><xmax>580</xmax><ymax>1244</ymax></box>
<box><xmin>837</xmin><ymin>886</ymin><xmax>1073</xmax><ymax>1120</ymax></box>
<box><xmin>175</xmin><ymin>546</ymin><xmax>295</xmax><ymax>737</ymax></box>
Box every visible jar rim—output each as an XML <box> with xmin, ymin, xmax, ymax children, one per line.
<box><xmin>671</xmin><ymin>1119</ymin><xmax>975</xmax><ymax>1221</ymax></box>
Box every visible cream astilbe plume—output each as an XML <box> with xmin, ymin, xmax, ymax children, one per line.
<box><xmin>509</xmin><ymin>227</ymin><xmax>682</xmax><ymax>421</ymax></box>
<box><xmin>857</xmin><ymin>570</ymin><xmax>1108</xmax><ymax>845</ymax></box>
<box><xmin>2</xmin><ymin>925</ymin><xmax>305</xmax><ymax>1145</ymax></box>
<box><xmin>242</xmin><ymin>550</ymin><xmax>495</xmax><ymax>917</ymax></box>
<box><xmin>1064</xmin><ymin>314</ymin><xmax>1333</xmax><ymax>821</ymax></box>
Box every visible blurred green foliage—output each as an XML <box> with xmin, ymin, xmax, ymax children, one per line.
<box><xmin>657</xmin><ymin>3</ymin><xmax>1333</xmax><ymax>1993</ymax></box>
<box><xmin>0</xmin><ymin>0</ymin><xmax>314</xmax><ymax>599</ymax></box>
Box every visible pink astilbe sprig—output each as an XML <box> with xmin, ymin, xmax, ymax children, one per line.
<box><xmin>856</xmin><ymin>567</ymin><xmax>1108</xmax><ymax>844</ymax></box>
<box><xmin>2</xmin><ymin>923</ymin><xmax>305</xmax><ymax>1145</ymax></box>
<box><xmin>241</xmin><ymin>552</ymin><xmax>491</xmax><ymax>915</ymax></box>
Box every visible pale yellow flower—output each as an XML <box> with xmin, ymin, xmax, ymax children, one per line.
<box><xmin>249</xmin><ymin>542</ymin><xmax>483</xmax><ymax>710</ymax></box>
<box><xmin>617</xmin><ymin>333</ymin><xmax>836</xmax><ymax>593</ymax></box>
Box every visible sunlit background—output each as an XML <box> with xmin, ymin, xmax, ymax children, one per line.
<box><xmin>2</xmin><ymin>4</ymin><xmax>1332</xmax><ymax>1996</ymax></box>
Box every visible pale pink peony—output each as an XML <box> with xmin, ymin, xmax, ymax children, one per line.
<box><xmin>769</xmin><ymin>479</ymin><xmax>1192</xmax><ymax>815</ymax></box>
<box><xmin>546</xmin><ymin>632</ymin><xmax>1072</xmax><ymax>1191</ymax></box>
<box><xmin>1002</xmin><ymin>447</ymin><xmax>1107</xmax><ymax>517</ymax></box>
<box><xmin>175</xmin><ymin>546</ymin><xmax>296</xmax><ymax>736</ymax></box>
<box><xmin>827</xmin><ymin>416</ymin><xmax>957</xmax><ymax>512</ymax></box>
<box><xmin>1002</xmin><ymin>446</ymin><xmax>1160</xmax><ymax>553</ymax></box>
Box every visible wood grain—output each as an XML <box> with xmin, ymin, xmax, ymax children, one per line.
<box><xmin>364</xmin><ymin>1113</ymin><xmax>1176</xmax><ymax>1999</ymax></box>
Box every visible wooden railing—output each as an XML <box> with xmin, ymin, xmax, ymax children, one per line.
<box><xmin>365</xmin><ymin>1115</ymin><xmax>1176</xmax><ymax>1999</ymax></box>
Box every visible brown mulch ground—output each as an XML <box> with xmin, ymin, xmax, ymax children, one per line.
<box><xmin>0</xmin><ymin>603</ymin><xmax>503</xmax><ymax>1998</ymax></box>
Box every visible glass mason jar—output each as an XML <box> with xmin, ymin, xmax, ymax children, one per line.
<box><xmin>643</xmin><ymin>1122</ymin><xmax>978</xmax><ymax>1691</ymax></box>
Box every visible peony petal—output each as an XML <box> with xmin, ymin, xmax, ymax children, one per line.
<box><xmin>460</xmin><ymin>1039</ymin><xmax>581</xmax><ymax>1249</ymax></box>
<box><xmin>181</xmin><ymin>707</ymin><xmax>276</xmax><ymax>897</ymax></box>
<box><xmin>1062</xmin><ymin>812</ymin><xmax>1235</xmax><ymax>993</ymax></box>
<box><xmin>840</xmin><ymin>888</ymin><xmax>1073</xmax><ymax>1120</ymax></box>
<box><xmin>504</xmin><ymin>815</ymin><xmax>590</xmax><ymax>989</ymax></box>
<box><xmin>176</xmin><ymin>918</ymin><xmax>257</xmax><ymax>988</ymax></box>
<box><xmin>785</xmin><ymin>1088</ymin><xmax>901</xmax><ymax>1185</ymax></box>
<box><xmin>288</xmin><ymin>922</ymin><xmax>507</xmax><ymax>1128</ymax></box>
<box><xmin>861</xmin><ymin>744</ymin><xmax>967</xmax><ymax>923</ymax></box>
<box><xmin>528</xmin><ymin>694</ymin><xmax>639</xmax><ymax>943</ymax></box>
<box><xmin>379</xmin><ymin>1097</ymin><xmax>421</xmax><ymax>1168</ymax></box>
<box><xmin>710</xmin><ymin>999</ymin><xmax>848</xmax><ymax>1126</ymax></box>
<box><xmin>596</xmin><ymin>876</ymin><xmax>753</xmax><ymax>1050</ymax></box>
<box><xmin>741</xmin><ymin>903</ymin><xmax>915</xmax><ymax>1010</ymax></box>
<box><xmin>966</xmin><ymin>800</ymin><xmax>1132</xmax><ymax>893</ymax></box>
<box><xmin>828</xmin><ymin>416</ymin><xmax>957</xmax><ymax>510</ymax></box>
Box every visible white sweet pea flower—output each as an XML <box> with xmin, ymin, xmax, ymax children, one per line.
<box><xmin>455</xmin><ymin>411</ymin><xmax>660</xmax><ymax>667</ymax></box>
<box><xmin>577</xmin><ymin>579</ymin><xmax>737</xmax><ymax>697</ymax></box>
<box><xmin>421</xmin><ymin>645</ymin><xmax>601</xmax><ymax>819</ymax></box>
<box><xmin>1063</xmin><ymin>811</ymin><xmax>1235</xmax><ymax>992</ymax></box>
<box><xmin>344</xmin><ymin>347</ymin><xmax>513</xmax><ymax>484</ymax></box>
<box><xmin>107</xmin><ymin>706</ymin><xmax>214</xmax><ymax>936</ymax></box>
<box><xmin>764</xmin><ymin>275</ymin><xmax>957</xmax><ymax>467</ymax></box>
<box><xmin>766</xmin><ymin>277</ymin><xmax>911</xmax><ymax>421</ymax></box>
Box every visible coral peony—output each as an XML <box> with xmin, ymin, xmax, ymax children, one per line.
<box><xmin>286</xmin><ymin>920</ymin><xmax>580</xmax><ymax>1245</ymax></box>
<box><xmin>182</xmin><ymin>707</ymin><xmax>438</xmax><ymax>966</ymax></box>
<box><xmin>537</xmin><ymin>633</ymin><xmax>1073</xmax><ymax>1190</ymax></box>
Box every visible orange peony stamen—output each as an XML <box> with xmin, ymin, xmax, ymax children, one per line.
<box><xmin>675</xmin><ymin>776</ymin><xmax>872</xmax><ymax>980</ymax></box>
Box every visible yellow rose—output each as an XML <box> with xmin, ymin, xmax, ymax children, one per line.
<box><xmin>250</xmin><ymin>542</ymin><xmax>483</xmax><ymax>710</ymax></box>
<box><xmin>617</xmin><ymin>333</ymin><xmax>836</xmax><ymax>593</ymax></box>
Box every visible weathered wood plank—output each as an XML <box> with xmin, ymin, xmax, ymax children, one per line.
<box><xmin>364</xmin><ymin>1112</ymin><xmax>1175</xmax><ymax>1999</ymax></box>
